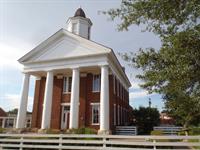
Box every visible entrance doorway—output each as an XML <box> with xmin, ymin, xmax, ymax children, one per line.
<box><xmin>61</xmin><ymin>106</ymin><xmax>70</xmax><ymax>130</ymax></box>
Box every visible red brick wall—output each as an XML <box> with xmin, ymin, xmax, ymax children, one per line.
<box><xmin>85</xmin><ymin>73</ymin><xmax>100</xmax><ymax>130</ymax></box>
<box><xmin>79</xmin><ymin>76</ymin><xmax>87</xmax><ymax>127</ymax></box>
<box><xmin>31</xmin><ymin>79</ymin><xmax>40</xmax><ymax>128</ymax></box>
<box><xmin>31</xmin><ymin>73</ymin><xmax>131</xmax><ymax>131</ymax></box>
<box><xmin>50</xmin><ymin>77</ymin><xmax>63</xmax><ymax>129</ymax></box>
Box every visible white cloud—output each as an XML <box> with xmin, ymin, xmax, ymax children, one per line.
<box><xmin>130</xmin><ymin>80</ymin><xmax>144</xmax><ymax>90</ymax></box>
<box><xmin>0</xmin><ymin>43</ymin><xmax>26</xmax><ymax>69</ymax></box>
<box><xmin>129</xmin><ymin>90</ymin><xmax>155</xmax><ymax>99</ymax></box>
<box><xmin>0</xmin><ymin>94</ymin><xmax>33</xmax><ymax>112</ymax></box>
<box><xmin>131</xmin><ymin>82</ymin><xmax>140</xmax><ymax>89</ymax></box>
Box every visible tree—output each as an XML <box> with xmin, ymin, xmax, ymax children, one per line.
<box><xmin>132</xmin><ymin>107</ymin><xmax>160</xmax><ymax>135</ymax></box>
<box><xmin>105</xmin><ymin>0</ymin><xmax>200</xmax><ymax>128</ymax></box>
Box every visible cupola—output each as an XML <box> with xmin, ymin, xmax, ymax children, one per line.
<box><xmin>65</xmin><ymin>8</ymin><xmax>93</xmax><ymax>39</ymax></box>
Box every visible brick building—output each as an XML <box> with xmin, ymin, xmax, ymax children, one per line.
<box><xmin>16</xmin><ymin>8</ymin><xmax>131</xmax><ymax>134</ymax></box>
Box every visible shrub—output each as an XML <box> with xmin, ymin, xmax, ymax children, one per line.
<box><xmin>189</xmin><ymin>127</ymin><xmax>200</xmax><ymax>135</ymax></box>
<box><xmin>46</xmin><ymin>129</ymin><xmax>61</xmax><ymax>134</ymax></box>
<box><xmin>150</xmin><ymin>130</ymin><xmax>163</xmax><ymax>135</ymax></box>
<box><xmin>0</xmin><ymin>128</ymin><xmax>5</xmax><ymax>133</ymax></box>
<box><xmin>65</xmin><ymin>127</ymin><xmax>97</xmax><ymax>134</ymax></box>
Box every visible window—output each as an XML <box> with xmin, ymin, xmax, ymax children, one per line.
<box><xmin>118</xmin><ymin>105</ymin><xmax>120</xmax><ymax>125</ymax></box>
<box><xmin>91</xmin><ymin>104</ymin><xmax>100</xmax><ymax>124</ymax></box>
<box><xmin>114</xmin><ymin>104</ymin><xmax>116</xmax><ymax>126</ymax></box>
<box><xmin>113</xmin><ymin>76</ymin><xmax>116</xmax><ymax>94</ymax></box>
<box><xmin>121</xmin><ymin>107</ymin><xmax>123</xmax><ymax>125</ymax></box>
<box><xmin>117</xmin><ymin>80</ymin><xmax>119</xmax><ymax>97</ymax></box>
<box><xmin>92</xmin><ymin>74</ymin><xmax>100</xmax><ymax>92</ymax></box>
<box><xmin>63</xmin><ymin>77</ymin><xmax>72</xmax><ymax>93</ymax></box>
<box><xmin>122</xmin><ymin>87</ymin><xmax>124</xmax><ymax>101</ymax></box>
<box><xmin>72</xmin><ymin>23</ymin><xmax>78</xmax><ymax>34</ymax></box>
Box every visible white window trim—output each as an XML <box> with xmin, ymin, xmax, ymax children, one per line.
<box><xmin>63</xmin><ymin>76</ymin><xmax>72</xmax><ymax>94</ymax></box>
<box><xmin>91</xmin><ymin>103</ymin><xmax>100</xmax><ymax>125</ymax></box>
<box><xmin>92</xmin><ymin>74</ymin><xmax>101</xmax><ymax>92</ymax></box>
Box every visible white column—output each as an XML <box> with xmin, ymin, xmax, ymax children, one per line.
<box><xmin>2</xmin><ymin>118</ymin><xmax>5</xmax><ymax>128</ymax></box>
<box><xmin>16</xmin><ymin>73</ymin><xmax>30</xmax><ymax>128</ymax></box>
<box><xmin>41</xmin><ymin>71</ymin><xmax>54</xmax><ymax>129</ymax></box>
<box><xmin>99</xmin><ymin>65</ymin><xmax>110</xmax><ymax>133</ymax></box>
<box><xmin>69</xmin><ymin>68</ymin><xmax>80</xmax><ymax>129</ymax></box>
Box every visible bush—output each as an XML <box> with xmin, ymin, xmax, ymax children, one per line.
<box><xmin>189</xmin><ymin>127</ymin><xmax>200</xmax><ymax>135</ymax></box>
<box><xmin>0</xmin><ymin>128</ymin><xmax>5</xmax><ymax>133</ymax></box>
<box><xmin>65</xmin><ymin>127</ymin><xmax>97</xmax><ymax>134</ymax></box>
<box><xmin>150</xmin><ymin>130</ymin><xmax>163</xmax><ymax>135</ymax></box>
<box><xmin>45</xmin><ymin>129</ymin><xmax>61</xmax><ymax>134</ymax></box>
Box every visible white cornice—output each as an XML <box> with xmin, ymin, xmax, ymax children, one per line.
<box><xmin>18</xmin><ymin>28</ymin><xmax>131</xmax><ymax>89</ymax></box>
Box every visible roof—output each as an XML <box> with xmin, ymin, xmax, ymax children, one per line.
<box><xmin>18</xmin><ymin>29</ymin><xmax>131</xmax><ymax>88</ymax></box>
<box><xmin>74</xmin><ymin>8</ymin><xmax>86</xmax><ymax>18</ymax></box>
<box><xmin>0</xmin><ymin>107</ymin><xmax>7</xmax><ymax>117</ymax></box>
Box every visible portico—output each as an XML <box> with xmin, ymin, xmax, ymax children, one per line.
<box><xmin>16</xmin><ymin>65</ymin><xmax>111</xmax><ymax>133</ymax></box>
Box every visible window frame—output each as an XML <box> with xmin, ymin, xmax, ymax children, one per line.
<box><xmin>63</xmin><ymin>76</ymin><xmax>72</xmax><ymax>93</ymax></box>
<box><xmin>91</xmin><ymin>103</ymin><xmax>100</xmax><ymax>125</ymax></box>
<box><xmin>92</xmin><ymin>74</ymin><xmax>101</xmax><ymax>92</ymax></box>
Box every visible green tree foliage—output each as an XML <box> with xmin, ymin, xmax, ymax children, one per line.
<box><xmin>105</xmin><ymin>0</ymin><xmax>200</xmax><ymax>127</ymax></box>
<box><xmin>133</xmin><ymin>107</ymin><xmax>160</xmax><ymax>135</ymax></box>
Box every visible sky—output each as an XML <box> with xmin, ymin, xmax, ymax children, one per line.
<box><xmin>0</xmin><ymin>0</ymin><xmax>164</xmax><ymax>112</ymax></box>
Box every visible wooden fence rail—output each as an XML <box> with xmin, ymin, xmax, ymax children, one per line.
<box><xmin>0</xmin><ymin>134</ymin><xmax>199</xmax><ymax>150</ymax></box>
<box><xmin>153</xmin><ymin>126</ymin><xmax>183</xmax><ymax>135</ymax></box>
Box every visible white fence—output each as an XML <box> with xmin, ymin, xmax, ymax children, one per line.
<box><xmin>0</xmin><ymin>134</ymin><xmax>200</xmax><ymax>150</ymax></box>
<box><xmin>153</xmin><ymin>126</ymin><xmax>183</xmax><ymax>135</ymax></box>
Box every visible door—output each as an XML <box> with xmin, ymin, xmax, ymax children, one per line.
<box><xmin>61</xmin><ymin>106</ymin><xmax>70</xmax><ymax>130</ymax></box>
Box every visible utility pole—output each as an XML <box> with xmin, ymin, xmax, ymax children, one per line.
<box><xmin>148</xmin><ymin>98</ymin><xmax>152</xmax><ymax>108</ymax></box>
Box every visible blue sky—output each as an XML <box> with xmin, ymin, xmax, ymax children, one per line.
<box><xmin>0</xmin><ymin>0</ymin><xmax>164</xmax><ymax>112</ymax></box>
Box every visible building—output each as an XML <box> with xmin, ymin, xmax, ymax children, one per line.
<box><xmin>0</xmin><ymin>107</ymin><xmax>7</xmax><ymax>128</ymax></box>
<box><xmin>16</xmin><ymin>8</ymin><xmax>131</xmax><ymax>134</ymax></box>
<box><xmin>160</xmin><ymin>112</ymin><xmax>175</xmax><ymax>125</ymax></box>
<box><xmin>0</xmin><ymin>108</ymin><xmax>32</xmax><ymax>129</ymax></box>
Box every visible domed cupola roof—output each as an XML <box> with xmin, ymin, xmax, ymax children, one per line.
<box><xmin>74</xmin><ymin>8</ymin><xmax>86</xmax><ymax>18</ymax></box>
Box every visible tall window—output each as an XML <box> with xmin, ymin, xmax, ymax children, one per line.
<box><xmin>91</xmin><ymin>104</ymin><xmax>100</xmax><ymax>124</ymax></box>
<box><xmin>114</xmin><ymin>104</ymin><xmax>116</xmax><ymax>126</ymax></box>
<box><xmin>63</xmin><ymin>77</ymin><xmax>72</xmax><ymax>93</ymax></box>
<box><xmin>113</xmin><ymin>76</ymin><xmax>116</xmax><ymax>94</ymax></box>
<box><xmin>118</xmin><ymin>105</ymin><xmax>120</xmax><ymax>125</ymax></box>
<box><xmin>117</xmin><ymin>80</ymin><xmax>119</xmax><ymax>97</ymax></box>
<box><xmin>92</xmin><ymin>74</ymin><xmax>100</xmax><ymax>92</ymax></box>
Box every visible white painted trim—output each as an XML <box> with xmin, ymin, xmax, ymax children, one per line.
<box><xmin>92</xmin><ymin>74</ymin><xmax>101</xmax><ymax>92</ymax></box>
<box><xmin>61</xmin><ymin>103</ymin><xmax>70</xmax><ymax>106</ymax></box>
<box><xmin>91</xmin><ymin>103</ymin><xmax>100</xmax><ymax>125</ymax></box>
<box><xmin>90</xmin><ymin>103</ymin><xmax>100</xmax><ymax>105</ymax></box>
<box><xmin>61</xmin><ymin>103</ymin><xmax>80</xmax><ymax>106</ymax></box>
<box><xmin>63</xmin><ymin>76</ymin><xmax>72</xmax><ymax>93</ymax></box>
<box><xmin>18</xmin><ymin>28</ymin><xmax>131</xmax><ymax>89</ymax></box>
<box><xmin>80</xmin><ymin>73</ymin><xmax>87</xmax><ymax>77</ymax></box>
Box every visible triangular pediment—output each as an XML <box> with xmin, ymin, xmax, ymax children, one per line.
<box><xmin>19</xmin><ymin>29</ymin><xmax>111</xmax><ymax>63</ymax></box>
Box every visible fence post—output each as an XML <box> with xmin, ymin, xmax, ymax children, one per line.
<box><xmin>102</xmin><ymin>135</ymin><xmax>106</xmax><ymax>149</ymax></box>
<box><xmin>20</xmin><ymin>136</ymin><xmax>23</xmax><ymax>150</ymax></box>
<box><xmin>153</xmin><ymin>139</ymin><xmax>156</xmax><ymax>150</ymax></box>
<box><xmin>59</xmin><ymin>134</ymin><xmax>62</xmax><ymax>150</ymax></box>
